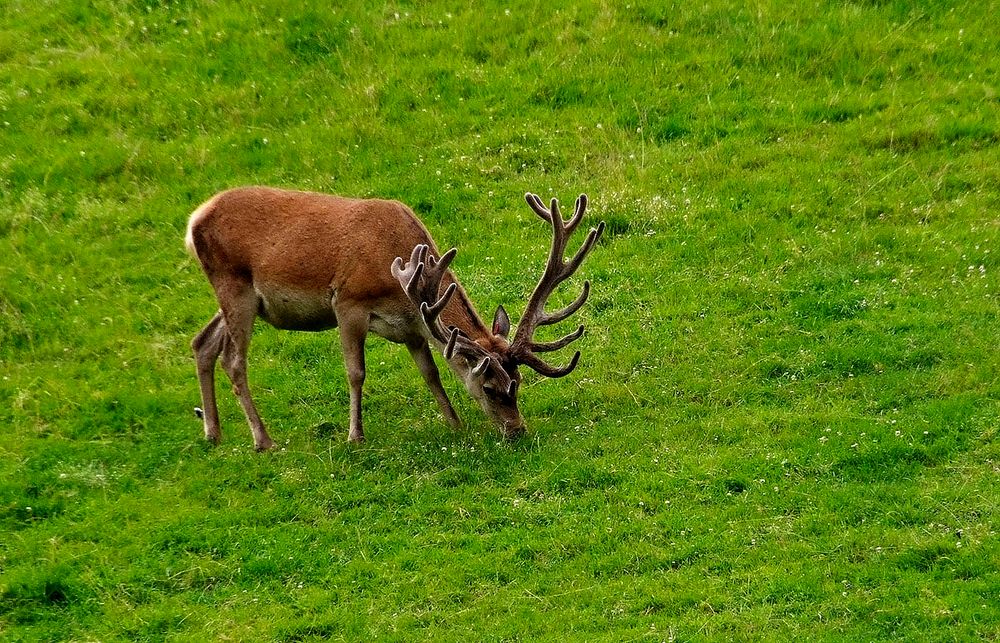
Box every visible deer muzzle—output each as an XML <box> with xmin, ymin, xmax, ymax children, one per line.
<box><xmin>502</xmin><ymin>420</ymin><xmax>526</xmax><ymax>441</ymax></box>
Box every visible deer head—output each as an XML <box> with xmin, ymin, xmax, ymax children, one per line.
<box><xmin>392</xmin><ymin>193</ymin><xmax>605</xmax><ymax>439</ymax></box>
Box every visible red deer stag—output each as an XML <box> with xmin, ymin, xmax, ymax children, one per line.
<box><xmin>185</xmin><ymin>187</ymin><xmax>604</xmax><ymax>450</ymax></box>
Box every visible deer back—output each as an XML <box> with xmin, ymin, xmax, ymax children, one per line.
<box><xmin>190</xmin><ymin>188</ymin><xmax>434</xmax><ymax>298</ymax></box>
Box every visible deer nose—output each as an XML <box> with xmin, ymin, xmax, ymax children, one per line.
<box><xmin>502</xmin><ymin>421</ymin><xmax>526</xmax><ymax>441</ymax></box>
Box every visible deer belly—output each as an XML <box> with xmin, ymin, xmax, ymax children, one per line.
<box><xmin>368</xmin><ymin>311</ymin><xmax>417</xmax><ymax>343</ymax></box>
<box><xmin>254</xmin><ymin>283</ymin><xmax>337</xmax><ymax>331</ymax></box>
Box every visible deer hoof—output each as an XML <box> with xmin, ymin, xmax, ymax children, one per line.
<box><xmin>254</xmin><ymin>437</ymin><xmax>278</xmax><ymax>452</ymax></box>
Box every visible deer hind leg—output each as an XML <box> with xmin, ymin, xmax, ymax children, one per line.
<box><xmin>215</xmin><ymin>280</ymin><xmax>276</xmax><ymax>452</ymax></box>
<box><xmin>336</xmin><ymin>304</ymin><xmax>369</xmax><ymax>443</ymax></box>
<box><xmin>192</xmin><ymin>311</ymin><xmax>227</xmax><ymax>444</ymax></box>
<box><xmin>406</xmin><ymin>339</ymin><xmax>462</xmax><ymax>429</ymax></box>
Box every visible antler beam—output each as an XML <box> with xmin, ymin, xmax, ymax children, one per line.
<box><xmin>511</xmin><ymin>193</ymin><xmax>605</xmax><ymax>378</ymax></box>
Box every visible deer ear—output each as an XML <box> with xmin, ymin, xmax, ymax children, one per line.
<box><xmin>492</xmin><ymin>305</ymin><xmax>510</xmax><ymax>339</ymax></box>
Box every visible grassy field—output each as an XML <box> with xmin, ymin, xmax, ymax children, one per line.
<box><xmin>2</xmin><ymin>0</ymin><xmax>999</xmax><ymax>639</ymax></box>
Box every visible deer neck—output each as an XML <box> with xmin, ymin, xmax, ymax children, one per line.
<box><xmin>438</xmin><ymin>276</ymin><xmax>492</xmax><ymax>345</ymax></box>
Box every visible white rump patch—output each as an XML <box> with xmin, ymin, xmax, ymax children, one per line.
<box><xmin>184</xmin><ymin>197</ymin><xmax>217</xmax><ymax>258</ymax></box>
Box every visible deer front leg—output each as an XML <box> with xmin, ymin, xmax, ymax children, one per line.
<box><xmin>337</xmin><ymin>305</ymin><xmax>369</xmax><ymax>443</ymax></box>
<box><xmin>406</xmin><ymin>339</ymin><xmax>462</xmax><ymax>429</ymax></box>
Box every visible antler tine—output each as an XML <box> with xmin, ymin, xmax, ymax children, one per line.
<box><xmin>444</xmin><ymin>326</ymin><xmax>460</xmax><ymax>360</ymax></box>
<box><xmin>411</xmin><ymin>243</ymin><xmax>428</xmax><ymax>266</ymax></box>
<box><xmin>565</xmin><ymin>193</ymin><xmax>588</xmax><ymax>237</ymax></box>
<box><xmin>393</xmin><ymin>244</ymin><xmax>428</xmax><ymax>300</ymax></box>
<box><xmin>524</xmin><ymin>193</ymin><xmax>552</xmax><ymax>222</ymax></box>
<box><xmin>565</xmin><ymin>221</ymin><xmax>605</xmax><ymax>277</ymax></box>
<box><xmin>420</xmin><ymin>281</ymin><xmax>457</xmax><ymax>332</ymax></box>
<box><xmin>539</xmin><ymin>280</ymin><xmax>590</xmax><ymax>327</ymax></box>
<box><xmin>529</xmin><ymin>325</ymin><xmax>584</xmax><ymax>353</ymax></box>
<box><xmin>428</xmin><ymin>246</ymin><xmax>457</xmax><ymax>273</ymax></box>
<box><xmin>404</xmin><ymin>261</ymin><xmax>425</xmax><ymax>298</ymax></box>
<box><xmin>471</xmin><ymin>356</ymin><xmax>492</xmax><ymax>378</ymax></box>
<box><xmin>547</xmin><ymin>197</ymin><xmax>568</xmax><ymax>254</ymax></box>
<box><xmin>519</xmin><ymin>350</ymin><xmax>581</xmax><ymax>379</ymax></box>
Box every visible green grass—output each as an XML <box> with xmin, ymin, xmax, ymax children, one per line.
<box><xmin>2</xmin><ymin>0</ymin><xmax>999</xmax><ymax>639</ymax></box>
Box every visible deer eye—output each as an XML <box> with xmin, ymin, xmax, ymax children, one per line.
<box><xmin>485</xmin><ymin>384</ymin><xmax>513</xmax><ymax>401</ymax></box>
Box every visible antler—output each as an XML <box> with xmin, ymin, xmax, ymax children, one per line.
<box><xmin>511</xmin><ymin>193</ymin><xmax>605</xmax><ymax>377</ymax></box>
<box><xmin>391</xmin><ymin>244</ymin><xmax>484</xmax><ymax>360</ymax></box>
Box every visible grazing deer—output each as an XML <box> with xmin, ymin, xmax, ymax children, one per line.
<box><xmin>184</xmin><ymin>187</ymin><xmax>604</xmax><ymax>450</ymax></box>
